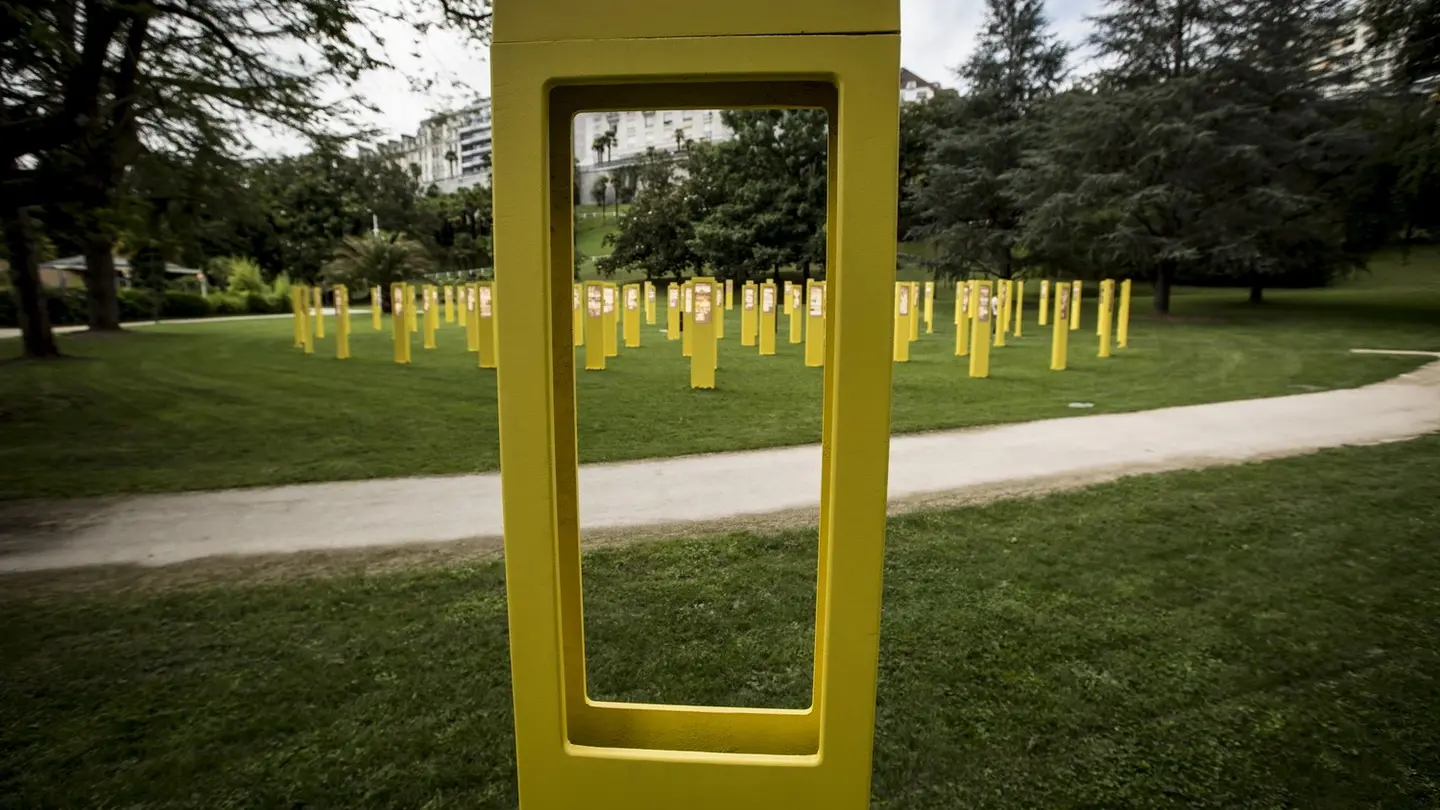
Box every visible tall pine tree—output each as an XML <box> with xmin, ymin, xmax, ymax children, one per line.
<box><xmin>910</xmin><ymin>0</ymin><xmax>1067</xmax><ymax>279</ymax></box>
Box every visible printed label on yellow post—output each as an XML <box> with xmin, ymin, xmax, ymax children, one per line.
<box><xmin>1051</xmin><ymin>282</ymin><xmax>1071</xmax><ymax>370</ymax></box>
<box><xmin>623</xmin><ymin>284</ymin><xmax>641</xmax><ymax>348</ymax></box>
<box><xmin>390</xmin><ymin>283</ymin><xmax>409</xmax><ymax>364</ymax></box>
<box><xmin>584</xmin><ymin>283</ymin><xmax>605</xmax><ymax>370</ymax></box>
<box><xmin>894</xmin><ymin>284</ymin><xmax>910</xmax><ymax>362</ymax></box>
<box><xmin>666</xmin><ymin>285</ymin><xmax>680</xmax><ymax>340</ymax></box>
<box><xmin>602</xmin><ymin>284</ymin><xmax>618</xmax><ymax>358</ymax></box>
<box><xmin>970</xmin><ymin>282</ymin><xmax>992</xmax><ymax>378</ymax></box>
<box><xmin>788</xmin><ymin>285</ymin><xmax>803</xmax><ymax>344</ymax></box>
<box><xmin>758</xmin><ymin>283</ymin><xmax>777</xmax><ymax>355</ymax></box>
<box><xmin>741</xmin><ymin>283</ymin><xmax>757</xmax><ymax>346</ymax></box>
<box><xmin>805</xmin><ymin>282</ymin><xmax>825</xmax><ymax>367</ymax></box>
<box><xmin>690</xmin><ymin>279</ymin><xmax>717</xmax><ymax>388</ymax></box>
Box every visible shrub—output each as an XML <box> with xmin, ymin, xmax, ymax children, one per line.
<box><xmin>161</xmin><ymin>290</ymin><xmax>212</xmax><ymax>319</ymax></box>
<box><xmin>209</xmin><ymin>293</ymin><xmax>248</xmax><ymax>315</ymax></box>
<box><xmin>221</xmin><ymin>257</ymin><xmax>269</xmax><ymax>295</ymax></box>
<box><xmin>271</xmin><ymin>271</ymin><xmax>292</xmax><ymax>300</ymax></box>
<box><xmin>118</xmin><ymin>288</ymin><xmax>158</xmax><ymax>321</ymax></box>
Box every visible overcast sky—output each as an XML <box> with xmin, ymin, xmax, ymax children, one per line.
<box><xmin>262</xmin><ymin>0</ymin><xmax>1102</xmax><ymax>153</ymax></box>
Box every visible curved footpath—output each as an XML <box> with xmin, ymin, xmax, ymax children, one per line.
<box><xmin>3</xmin><ymin>350</ymin><xmax>1438</xmax><ymax>574</ymax></box>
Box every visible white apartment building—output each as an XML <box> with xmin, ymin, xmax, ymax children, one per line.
<box><xmin>362</xmin><ymin>100</ymin><xmax>493</xmax><ymax>194</ymax></box>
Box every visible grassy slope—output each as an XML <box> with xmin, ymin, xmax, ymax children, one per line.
<box><xmin>3</xmin><ymin>437</ymin><xmax>1439</xmax><ymax>807</ymax></box>
<box><xmin>0</xmin><ymin>249</ymin><xmax>1437</xmax><ymax>500</ymax></box>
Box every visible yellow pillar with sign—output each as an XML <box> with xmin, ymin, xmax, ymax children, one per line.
<box><xmin>665</xmin><ymin>284</ymin><xmax>680</xmax><ymax>340</ymax></box>
<box><xmin>444</xmin><ymin>285</ymin><xmax>455</xmax><ymax>323</ymax></box>
<box><xmin>923</xmin><ymin>280</ymin><xmax>934</xmax><ymax>334</ymax></box>
<box><xmin>467</xmin><ymin>285</ymin><xmax>481</xmax><ymax>352</ymax></box>
<box><xmin>1117</xmin><ymin>279</ymin><xmax>1132</xmax><ymax>348</ymax></box>
<box><xmin>312</xmin><ymin>286</ymin><xmax>326</xmax><ymax>339</ymax></box>
<box><xmin>623</xmin><ymin>283</ymin><xmax>641</xmax><ymax>348</ymax></box>
<box><xmin>371</xmin><ymin>286</ymin><xmax>383</xmax><ymax>330</ymax></box>
<box><xmin>390</xmin><ymin>283</ymin><xmax>410</xmax><ymax>364</ymax></box>
<box><xmin>1051</xmin><ymin>280</ymin><xmax>1071</xmax><ymax>370</ymax></box>
<box><xmin>725</xmin><ymin>279</ymin><xmax>734</xmax><ymax>310</ymax></box>
<box><xmin>970</xmin><ymin>281</ymin><xmax>993</xmax><ymax>378</ymax></box>
<box><xmin>334</xmin><ymin>285</ymin><xmax>350</xmax><ymax>359</ymax></box>
<box><xmin>804</xmin><ymin>280</ymin><xmax>825</xmax><ymax>367</ymax></box>
<box><xmin>782</xmin><ymin>280</ymin><xmax>794</xmax><ymax>316</ymax></box>
<box><xmin>1098</xmin><ymin>279</ymin><xmax>1114</xmax><ymax>358</ymax></box>
<box><xmin>993</xmin><ymin>281</ymin><xmax>1007</xmax><ymax>348</ymax></box>
<box><xmin>422</xmin><ymin>285</ymin><xmax>438</xmax><ymax>349</ymax></box>
<box><xmin>1070</xmin><ymin>279</ymin><xmax>1082</xmax><ymax>331</ymax></box>
<box><xmin>681</xmin><ymin>281</ymin><xmax>694</xmax><ymax>357</ymax></box>
<box><xmin>741</xmin><ymin>282</ymin><xmax>758</xmax><ymax>346</ymax></box>
<box><xmin>491</xmin><ymin>4</ymin><xmax>900</xmax><ymax>808</ymax></box>
<box><xmin>478</xmin><ymin>282</ymin><xmax>498</xmax><ymax>368</ymax></box>
<box><xmin>1013</xmin><ymin>280</ymin><xmax>1024</xmax><ymax>338</ymax></box>
<box><xmin>584</xmin><ymin>282</ymin><xmax>605</xmax><ymax>370</ymax></box>
<box><xmin>299</xmin><ymin>287</ymin><xmax>314</xmax><ymax>355</ymax></box>
<box><xmin>644</xmin><ymin>281</ymin><xmax>656</xmax><ymax>325</ymax></box>
<box><xmin>954</xmin><ymin>281</ymin><xmax>970</xmax><ymax>357</ymax></box>
<box><xmin>690</xmin><ymin>277</ymin><xmax>718</xmax><ymax>388</ymax></box>
<box><xmin>787</xmin><ymin>284</ymin><xmax>803</xmax><ymax>344</ymax></box>
<box><xmin>602</xmin><ymin>284</ymin><xmax>619</xmax><ymax>357</ymax></box>
<box><xmin>906</xmin><ymin>281</ymin><xmax>919</xmax><ymax>341</ymax></box>
<box><xmin>716</xmin><ymin>286</ymin><xmax>726</xmax><ymax>341</ymax></box>
<box><xmin>291</xmin><ymin>287</ymin><xmax>304</xmax><ymax>347</ymax></box>
<box><xmin>758</xmin><ymin>281</ymin><xmax>777</xmax><ymax>355</ymax></box>
<box><xmin>1038</xmin><ymin>279</ymin><xmax>1049</xmax><ymax>326</ymax></box>
<box><xmin>893</xmin><ymin>283</ymin><xmax>910</xmax><ymax>362</ymax></box>
<box><xmin>406</xmin><ymin>284</ymin><xmax>418</xmax><ymax>333</ymax></box>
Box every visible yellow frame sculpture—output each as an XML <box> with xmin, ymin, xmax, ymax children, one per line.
<box><xmin>490</xmin><ymin>2</ymin><xmax>900</xmax><ymax>807</ymax></box>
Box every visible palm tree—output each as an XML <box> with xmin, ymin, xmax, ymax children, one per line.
<box><xmin>592</xmin><ymin>135</ymin><xmax>607</xmax><ymax>166</ymax></box>
<box><xmin>322</xmin><ymin>233</ymin><xmax>433</xmax><ymax>312</ymax></box>
<box><xmin>674</xmin><ymin>128</ymin><xmax>685</xmax><ymax>150</ymax></box>
<box><xmin>591</xmin><ymin>175</ymin><xmax>610</xmax><ymax>218</ymax></box>
<box><xmin>603</xmin><ymin>128</ymin><xmax>617</xmax><ymax>162</ymax></box>
<box><xmin>444</xmin><ymin>150</ymin><xmax>458</xmax><ymax>178</ymax></box>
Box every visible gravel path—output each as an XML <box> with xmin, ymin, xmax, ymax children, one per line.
<box><xmin>2</xmin><ymin>350</ymin><xmax>1437</xmax><ymax>573</ymax></box>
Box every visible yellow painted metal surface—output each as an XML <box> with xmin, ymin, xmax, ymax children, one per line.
<box><xmin>725</xmin><ymin>279</ymin><xmax>735</xmax><ymax>310</ymax></box>
<box><xmin>716</xmin><ymin>287</ymin><xmax>726</xmax><ymax>341</ymax></box>
<box><xmin>1098</xmin><ymin>279</ymin><xmax>1114</xmax><ymax>358</ymax></box>
<box><xmin>969</xmin><ymin>281</ymin><xmax>992</xmax><ymax>378</ymax></box>
<box><xmin>584</xmin><ymin>281</ymin><xmax>606</xmax><ymax>370</ymax></box>
<box><xmin>468</xmin><ymin>285</ymin><xmax>482</xmax><ymax>352</ymax></box>
<box><xmin>953</xmin><ymin>281</ymin><xmax>969</xmax><ymax>357</ymax></box>
<box><xmin>788</xmin><ymin>284</ymin><xmax>803</xmax><ymax>344</ymax></box>
<box><xmin>491</xmin><ymin>8</ymin><xmax>899</xmax><ymax>807</ymax></box>
<box><xmin>993</xmin><ymin>281</ymin><xmax>1007</xmax><ymax>348</ymax></box>
<box><xmin>371</xmin><ymin>286</ymin><xmax>383</xmax><ymax>330</ymax></box>
<box><xmin>893</xmin><ymin>283</ymin><xmax>910</xmax><ymax>362</ymax></box>
<box><xmin>406</xmin><ymin>284</ymin><xmax>418</xmax><ymax>333</ymax></box>
<box><xmin>923</xmin><ymin>281</ymin><xmax>934</xmax><ymax>334</ymax></box>
<box><xmin>666</xmin><ymin>284</ymin><xmax>680</xmax><ymax>340</ymax></box>
<box><xmin>1038</xmin><ymin>279</ymin><xmax>1049</xmax><ymax>326</ymax></box>
<box><xmin>804</xmin><ymin>280</ymin><xmax>825</xmax><ymax>367</ymax></box>
<box><xmin>682</xmin><ymin>281</ymin><xmax>694</xmax><ymax>357</ymax></box>
<box><xmin>690</xmin><ymin>277</ymin><xmax>718</xmax><ymax>388</ymax></box>
<box><xmin>645</xmin><ymin>281</ymin><xmax>656</xmax><ymax>325</ymax></box>
<box><xmin>602</xmin><ymin>284</ymin><xmax>619</xmax><ymax>357</ymax></box>
<box><xmin>1117</xmin><ymin>279</ymin><xmax>1132</xmax><ymax>348</ymax></box>
<box><xmin>1051</xmin><ymin>281</ymin><xmax>1071</xmax><ymax>370</ymax></box>
<box><xmin>493</xmin><ymin>0</ymin><xmax>897</xmax><ymax>44</ymax></box>
<box><xmin>741</xmin><ymin>282</ymin><xmax>757</xmax><ymax>346</ymax></box>
<box><xmin>423</xmin><ymin>285</ymin><xmax>438</xmax><ymax>349</ymax></box>
<box><xmin>758</xmin><ymin>281</ymin><xmax>777</xmax><ymax>356</ymax></box>
<box><xmin>478</xmin><ymin>283</ymin><xmax>498</xmax><ymax>368</ymax></box>
<box><xmin>291</xmin><ymin>287</ymin><xmax>304</xmax><ymax>347</ymax></box>
<box><xmin>1070</xmin><ymin>280</ymin><xmax>1082</xmax><ymax>331</ymax></box>
<box><xmin>312</xmin><ymin>286</ymin><xmax>325</xmax><ymax>339</ymax></box>
<box><xmin>782</xmin><ymin>280</ymin><xmax>794</xmax><ymax>316</ymax></box>
<box><xmin>445</xmin><ymin>285</ymin><xmax>456</xmax><ymax>323</ymax></box>
<box><xmin>390</xmin><ymin>283</ymin><xmax>410</xmax><ymax>364</ymax></box>
<box><xmin>1014</xmin><ymin>280</ymin><xmax>1024</xmax><ymax>338</ymax></box>
<box><xmin>334</xmin><ymin>285</ymin><xmax>350</xmax><ymax>359</ymax></box>
<box><xmin>907</xmin><ymin>281</ymin><xmax>919</xmax><ymax>341</ymax></box>
<box><xmin>299</xmin><ymin>287</ymin><xmax>314</xmax><ymax>355</ymax></box>
<box><xmin>623</xmin><ymin>284</ymin><xmax>642</xmax><ymax>348</ymax></box>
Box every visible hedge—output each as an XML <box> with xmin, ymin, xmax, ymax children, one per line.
<box><xmin>0</xmin><ymin>287</ymin><xmax>289</xmax><ymax>328</ymax></box>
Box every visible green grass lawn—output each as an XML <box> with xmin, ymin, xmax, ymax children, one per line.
<box><xmin>1</xmin><ymin>248</ymin><xmax>1437</xmax><ymax>500</ymax></box>
<box><xmin>4</xmin><ymin>436</ymin><xmax>1439</xmax><ymax>807</ymax></box>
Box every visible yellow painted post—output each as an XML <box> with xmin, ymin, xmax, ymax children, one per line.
<box><xmin>741</xmin><ymin>282</ymin><xmax>758</xmax><ymax>346</ymax></box>
<box><xmin>1098</xmin><ymin>279</ymin><xmax>1114</xmax><ymax>358</ymax></box>
<box><xmin>423</xmin><ymin>285</ymin><xmax>438</xmax><ymax>349</ymax></box>
<box><xmin>1002</xmin><ymin>280</ymin><xmax>1014</xmax><ymax>335</ymax></box>
<box><xmin>334</xmin><ymin>285</ymin><xmax>350</xmax><ymax>359</ymax></box>
<box><xmin>570</xmin><ymin>284</ymin><xmax>583</xmax><ymax>347</ymax></box>
<box><xmin>782</xmin><ymin>280</ymin><xmax>794</xmax><ymax>316</ymax></box>
<box><xmin>923</xmin><ymin>280</ymin><xmax>934</xmax><ymax>334</ymax></box>
<box><xmin>970</xmin><ymin>281</ymin><xmax>993</xmax><ymax>378</ymax></box>
<box><xmin>725</xmin><ymin>278</ymin><xmax>734</xmax><ymax>310</ymax></box>
<box><xmin>371</xmin><ymin>286</ymin><xmax>383</xmax><ymax>330</ymax></box>
<box><xmin>758</xmin><ymin>281</ymin><xmax>777</xmax><ymax>355</ymax></box>
<box><xmin>644</xmin><ymin>281</ymin><xmax>656</xmax><ymax>325</ymax></box>
<box><xmin>1038</xmin><ymin>279</ymin><xmax>1049</xmax><ymax>326</ymax></box>
<box><xmin>681</xmin><ymin>281</ymin><xmax>694</xmax><ymax>357</ymax></box>
<box><xmin>467</xmin><ymin>285</ymin><xmax>482</xmax><ymax>352</ymax></box>
<box><xmin>804</xmin><ymin>280</ymin><xmax>825</xmax><ymax>367</ymax></box>
<box><xmin>716</xmin><ymin>284</ymin><xmax>727</xmax><ymax>341</ymax></box>
<box><xmin>788</xmin><ymin>283</ymin><xmax>804</xmax><ymax>344</ymax></box>
<box><xmin>690</xmin><ymin>277</ymin><xmax>718</xmax><ymax>388</ymax></box>
<box><xmin>312</xmin><ymin>286</ymin><xmax>326</xmax><ymax>339</ymax></box>
<box><xmin>1070</xmin><ymin>279</ymin><xmax>1082</xmax><ymax>331</ymax></box>
<box><xmin>406</xmin><ymin>284</ymin><xmax>418</xmax><ymax>333</ymax></box>
<box><xmin>907</xmin><ymin>281</ymin><xmax>919</xmax><ymax>341</ymax></box>
<box><xmin>893</xmin><ymin>283</ymin><xmax>910</xmax><ymax>362</ymax></box>
<box><xmin>291</xmin><ymin>287</ymin><xmax>304</xmax><ymax>347</ymax></box>
<box><xmin>623</xmin><ymin>283</ymin><xmax>641</xmax><ymax>348</ymax></box>
<box><xmin>1117</xmin><ymin>279</ymin><xmax>1132</xmax><ymax>348</ymax></box>
<box><xmin>665</xmin><ymin>284</ymin><xmax>680</xmax><ymax>340</ymax></box>
<box><xmin>583</xmin><ymin>281</ymin><xmax>605</xmax><ymax>370</ymax></box>
<box><xmin>444</xmin><ymin>284</ymin><xmax>455</xmax><ymax>323</ymax></box>
<box><xmin>491</xmin><ymin>5</ymin><xmax>900</xmax><ymax>807</ymax></box>
<box><xmin>954</xmin><ymin>280</ymin><xmax>970</xmax><ymax>357</ymax></box>
<box><xmin>477</xmin><ymin>282</ymin><xmax>498</xmax><ymax>368</ymax></box>
<box><xmin>1051</xmin><ymin>280</ymin><xmax>1071</xmax><ymax>370</ymax></box>
<box><xmin>602</xmin><ymin>284</ymin><xmax>619</xmax><ymax>357</ymax></box>
<box><xmin>390</xmin><ymin>283</ymin><xmax>410</xmax><ymax>364</ymax></box>
<box><xmin>1013</xmin><ymin>280</ymin><xmax>1024</xmax><ymax>338</ymax></box>
<box><xmin>993</xmin><ymin>281</ymin><xmax>1007</xmax><ymax>348</ymax></box>
<box><xmin>299</xmin><ymin>287</ymin><xmax>314</xmax><ymax>355</ymax></box>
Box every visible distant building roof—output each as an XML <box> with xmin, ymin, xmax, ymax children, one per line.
<box><xmin>901</xmin><ymin>67</ymin><xmax>940</xmax><ymax>90</ymax></box>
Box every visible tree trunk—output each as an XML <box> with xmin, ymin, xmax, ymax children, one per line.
<box><xmin>82</xmin><ymin>231</ymin><xmax>122</xmax><ymax>330</ymax></box>
<box><xmin>1153</xmin><ymin>263</ymin><xmax>1174</xmax><ymax>315</ymax></box>
<box><xmin>1248</xmin><ymin>284</ymin><xmax>1264</xmax><ymax>304</ymax></box>
<box><xmin>2</xmin><ymin>205</ymin><xmax>61</xmax><ymax>358</ymax></box>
